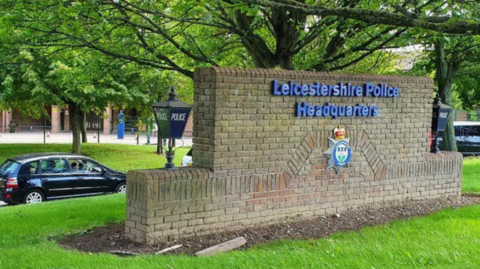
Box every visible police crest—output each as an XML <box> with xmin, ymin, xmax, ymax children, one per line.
<box><xmin>323</xmin><ymin>126</ymin><xmax>352</xmax><ymax>174</ymax></box>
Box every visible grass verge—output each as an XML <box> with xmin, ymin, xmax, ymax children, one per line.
<box><xmin>0</xmin><ymin>144</ymin><xmax>190</xmax><ymax>172</ymax></box>
<box><xmin>462</xmin><ymin>157</ymin><xmax>480</xmax><ymax>194</ymax></box>
<box><xmin>0</xmin><ymin>145</ymin><xmax>479</xmax><ymax>268</ymax></box>
<box><xmin>0</xmin><ymin>195</ymin><xmax>480</xmax><ymax>268</ymax></box>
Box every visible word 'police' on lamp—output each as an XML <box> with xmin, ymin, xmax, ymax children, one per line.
<box><xmin>152</xmin><ymin>87</ymin><xmax>192</xmax><ymax>170</ymax></box>
<box><xmin>431</xmin><ymin>93</ymin><xmax>452</xmax><ymax>154</ymax></box>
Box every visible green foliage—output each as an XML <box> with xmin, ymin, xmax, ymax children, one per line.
<box><xmin>454</xmin><ymin>58</ymin><xmax>480</xmax><ymax>110</ymax></box>
<box><xmin>0</xmin><ymin>0</ymin><xmax>421</xmax><ymax>76</ymax></box>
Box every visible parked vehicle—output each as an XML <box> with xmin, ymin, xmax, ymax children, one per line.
<box><xmin>0</xmin><ymin>153</ymin><xmax>126</xmax><ymax>205</ymax></box>
<box><xmin>439</xmin><ymin>121</ymin><xmax>480</xmax><ymax>155</ymax></box>
<box><xmin>182</xmin><ymin>149</ymin><xmax>193</xmax><ymax>167</ymax></box>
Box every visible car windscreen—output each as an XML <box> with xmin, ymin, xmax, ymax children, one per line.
<box><xmin>0</xmin><ymin>160</ymin><xmax>20</xmax><ymax>175</ymax></box>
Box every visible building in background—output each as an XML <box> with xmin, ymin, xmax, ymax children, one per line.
<box><xmin>0</xmin><ymin>104</ymin><xmax>193</xmax><ymax>136</ymax></box>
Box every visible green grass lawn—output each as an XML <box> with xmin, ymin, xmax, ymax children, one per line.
<box><xmin>1</xmin><ymin>194</ymin><xmax>480</xmax><ymax>269</ymax></box>
<box><xmin>0</xmin><ymin>144</ymin><xmax>480</xmax><ymax>268</ymax></box>
<box><xmin>462</xmin><ymin>157</ymin><xmax>480</xmax><ymax>194</ymax></box>
<box><xmin>0</xmin><ymin>144</ymin><xmax>190</xmax><ymax>172</ymax></box>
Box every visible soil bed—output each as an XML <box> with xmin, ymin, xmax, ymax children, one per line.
<box><xmin>60</xmin><ymin>196</ymin><xmax>480</xmax><ymax>256</ymax></box>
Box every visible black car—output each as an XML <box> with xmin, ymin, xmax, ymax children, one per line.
<box><xmin>438</xmin><ymin>121</ymin><xmax>480</xmax><ymax>155</ymax></box>
<box><xmin>0</xmin><ymin>153</ymin><xmax>126</xmax><ymax>205</ymax></box>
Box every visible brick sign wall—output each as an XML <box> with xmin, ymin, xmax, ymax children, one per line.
<box><xmin>126</xmin><ymin>67</ymin><xmax>462</xmax><ymax>244</ymax></box>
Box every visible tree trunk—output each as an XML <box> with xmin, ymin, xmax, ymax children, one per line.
<box><xmin>234</xmin><ymin>8</ymin><xmax>304</xmax><ymax>70</ymax></box>
<box><xmin>81</xmin><ymin>110</ymin><xmax>88</xmax><ymax>143</ymax></box>
<box><xmin>69</xmin><ymin>103</ymin><xmax>82</xmax><ymax>154</ymax></box>
<box><xmin>439</xmin><ymin>84</ymin><xmax>457</xmax><ymax>152</ymax></box>
<box><xmin>434</xmin><ymin>42</ymin><xmax>460</xmax><ymax>152</ymax></box>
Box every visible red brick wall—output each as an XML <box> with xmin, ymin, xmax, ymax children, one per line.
<box><xmin>455</xmin><ymin>110</ymin><xmax>468</xmax><ymax>121</ymax></box>
<box><xmin>11</xmin><ymin>108</ymin><xmax>45</xmax><ymax>127</ymax></box>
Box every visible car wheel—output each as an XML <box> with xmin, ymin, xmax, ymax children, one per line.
<box><xmin>115</xmin><ymin>183</ymin><xmax>126</xmax><ymax>194</ymax></box>
<box><xmin>23</xmin><ymin>190</ymin><xmax>45</xmax><ymax>204</ymax></box>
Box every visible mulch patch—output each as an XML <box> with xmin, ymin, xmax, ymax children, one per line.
<box><xmin>59</xmin><ymin>196</ymin><xmax>480</xmax><ymax>256</ymax></box>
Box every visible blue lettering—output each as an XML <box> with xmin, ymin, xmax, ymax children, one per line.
<box><xmin>346</xmin><ymin>106</ymin><xmax>353</xmax><ymax>116</ymax></box>
<box><xmin>294</xmin><ymin>84</ymin><xmax>302</xmax><ymax>96</ymax></box>
<box><xmin>338</xmin><ymin>106</ymin><xmax>346</xmax><ymax>117</ymax></box>
<box><xmin>331</xmin><ymin>105</ymin><xmax>338</xmax><ymax>118</ymax></box>
<box><xmin>339</xmin><ymin>83</ymin><xmax>347</xmax><ymax>96</ymax></box>
<box><xmin>315</xmin><ymin>106</ymin><xmax>323</xmax><ymax>117</ymax></box>
<box><xmin>333</xmin><ymin>85</ymin><xmax>340</xmax><ymax>96</ymax></box>
<box><xmin>356</xmin><ymin>105</ymin><xmax>363</xmax><ymax>116</ymax></box>
<box><xmin>356</xmin><ymin>86</ymin><xmax>363</xmax><ymax>97</ymax></box>
<box><xmin>373</xmin><ymin>106</ymin><xmax>379</xmax><ymax>116</ymax></box>
<box><xmin>328</xmin><ymin>85</ymin><xmax>335</xmax><ymax>96</ymax></box>
<box><xmin>362</xmin><ymin>106</ymin><xmax>369</xmax><ymax>116</ymax></box>
<box><xmin>315</xmin><ymin>83</ymin><xmax>321</xmax><ymax>96</ymax></box>
<box><xmin>309</xmin><ymin>85</ymin><xmax>316</xmax><ymax>96</ymax></box>
<box><xmin>302</xmin><ymin>84</ymin><xmax>309</xmax><ymax>96</ymax></box>
<box><xmin>321</xmin><ymin>85</ymin><xmax>328</xmax><ymax>96</ymax></box>
<box><xmin>296</xmin><ymin>102</ymin><xmax>307</xmax><ymax>117</ymax></box>
<box><xmin>365</xmin><ymin>83</ymin><xmax>374</xmax><ymax>97</ymax></box>
<box><xmin>281</xmin><ymin>83</ymin><xmax>290</xmax><ymax>95</ymax></box>
<box><xmin>323</xmin><ymin>102</ymin><xmax>331</xmax><ymax>117</ymax></box>
<box><xmin>272</xmin><ymin>80</ymin><xmax>281</xmax><ymax>95</ymax></box>
<box><xmin>393</xmin><ymin>87</ymin><xmax>399</xmax><ymax>97</ymax></box>
<box><xmin>307</xmin><ymin>105</ymin><xmax>315</xmax><ymax>116</ymax></box>
<box><xmin>387</xmin><ymin>87</ymin><xmax>394</xmax><ymax>97</ymax></box>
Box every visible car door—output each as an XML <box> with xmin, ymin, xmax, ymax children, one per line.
<box><xmin>17</xmin><ymin>161</ymin><xmax>41</xmax><ymax>190</ymax></box>
<box><xmin>72</xmin><ymin>159</ymin><xmax>112</xmax><ymax>195</ymax></box>
<box><xmin>461</xmin><ymin>125</ymin><xmax>480</xmax><ymax>154</ymax></box>
<box><xmin>454</xmin><ymin>126</ymin><xmax>467</xmax><ymax>152</ymax></box>
<box><xmin>38</xmin><ymin>158</ymin><xmax>75</xmax><ymax>197</ymax></box>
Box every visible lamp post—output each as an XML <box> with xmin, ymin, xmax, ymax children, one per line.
<box><xmin>431</xmin><ymin>93</ymin><xmax>452</xmax><ymax>154</ymax></box>
<box><xmin>152</xmin><ymin>87</ymin><xmax>192</xmax><ymax>170</ymax></box>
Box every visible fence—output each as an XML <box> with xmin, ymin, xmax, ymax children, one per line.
<box><xmin>0</xmin><ymin>115</ymin><xmax>193</xmax><ymax>146</ymax></box>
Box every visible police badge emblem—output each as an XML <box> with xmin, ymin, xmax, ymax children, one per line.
<box><xmin>323</xmin><ymin>126</ymin><xmax>351</xmax><ymax>174</ymax></box>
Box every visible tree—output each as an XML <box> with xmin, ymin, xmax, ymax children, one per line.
<box><xmin>454</xmin><ymin>54</ymin><xmax>480</xmax><ymax>110</ymax></box>
<box><xmin>0</xmin><ymin>42</ymin><xmax>174</xmax><ymax>153</ymax></box>
<box><xmin>403</xmin><ymin>34</ymin><xmax>480</xmax><ymax>151</ymax></box>
<box><xmin>243</xmin><ymin>0</ymin><xmax>480</xmax><ymax>35</ymax></box>
<box><xmin>0</xmin><ymin>0</ymin><xmax>412</xmax><ymax>74</ymax></box>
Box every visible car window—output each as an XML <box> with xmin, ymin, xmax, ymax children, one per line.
<box><xmin>68</xmin><ymin>159</ymin><xmax>86</xmax><ymax>173</ymax></box>
<box><xmin>463</xmin><ymin>126</ymin><xmax>480</xmax><ymax>137</ymax></box>
<box><xmin>0</xmin><ymin>160</ymin><xmax>19</xmax><ymax>175</ymax></box>
<box><xmin>454</xmin><ymin>126</ymin><xmax>461</xmax><ymax>137</ymax></box>
<box><xmin>19</xmin><ymin>161</ymin><xmax>39</xmax><ymax>175</ymax></box>
<box><xmin>83</xmin><ymin>161</ymin><xmax>103</xmax><ymax>174</ymax></box>
<box><xmin>39</xmin><ymin>158</ymin><xmax>68</xmax><ymax>174</ymax></box>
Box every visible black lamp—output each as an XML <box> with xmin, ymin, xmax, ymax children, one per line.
<box><xmin>431</xmin><ymin>93</ymin><xmax>452</xmax><ymax>154</ymax></box>
<box><xmin>152</xmin><ymin>87</ymin><xmax>192</xmax><ymax>169</ymax></box>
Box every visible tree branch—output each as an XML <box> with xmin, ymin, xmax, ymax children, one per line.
<box><xmin>242</xmin><ymin>0</ymin><xmax>480</xmax><ymax>35</ymax></box>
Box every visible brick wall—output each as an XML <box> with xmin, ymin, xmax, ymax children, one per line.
<box><xmin>126</xmin><ymin>67</ymin><xmax>462</xmax><ymax>244</ymax></box>
<box><xmin>455</xmin><ymin>110</ymin><xmax>468</xmax><ymax>121</ymax></box>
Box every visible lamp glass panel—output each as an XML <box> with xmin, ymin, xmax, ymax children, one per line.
<box><xmin>169</xmin><ymin>107</ymin><xmax>192</xmax><ymax>138</ymax></box>
<box><xmin>437</xmin><ymin>108</ymin><xmax>450</xmax><ymax>132</ymax></box>
<box><xmin>155</xmin><ymin>107</ymin><xmax>170</xmax><ymax>138</ymax></box>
